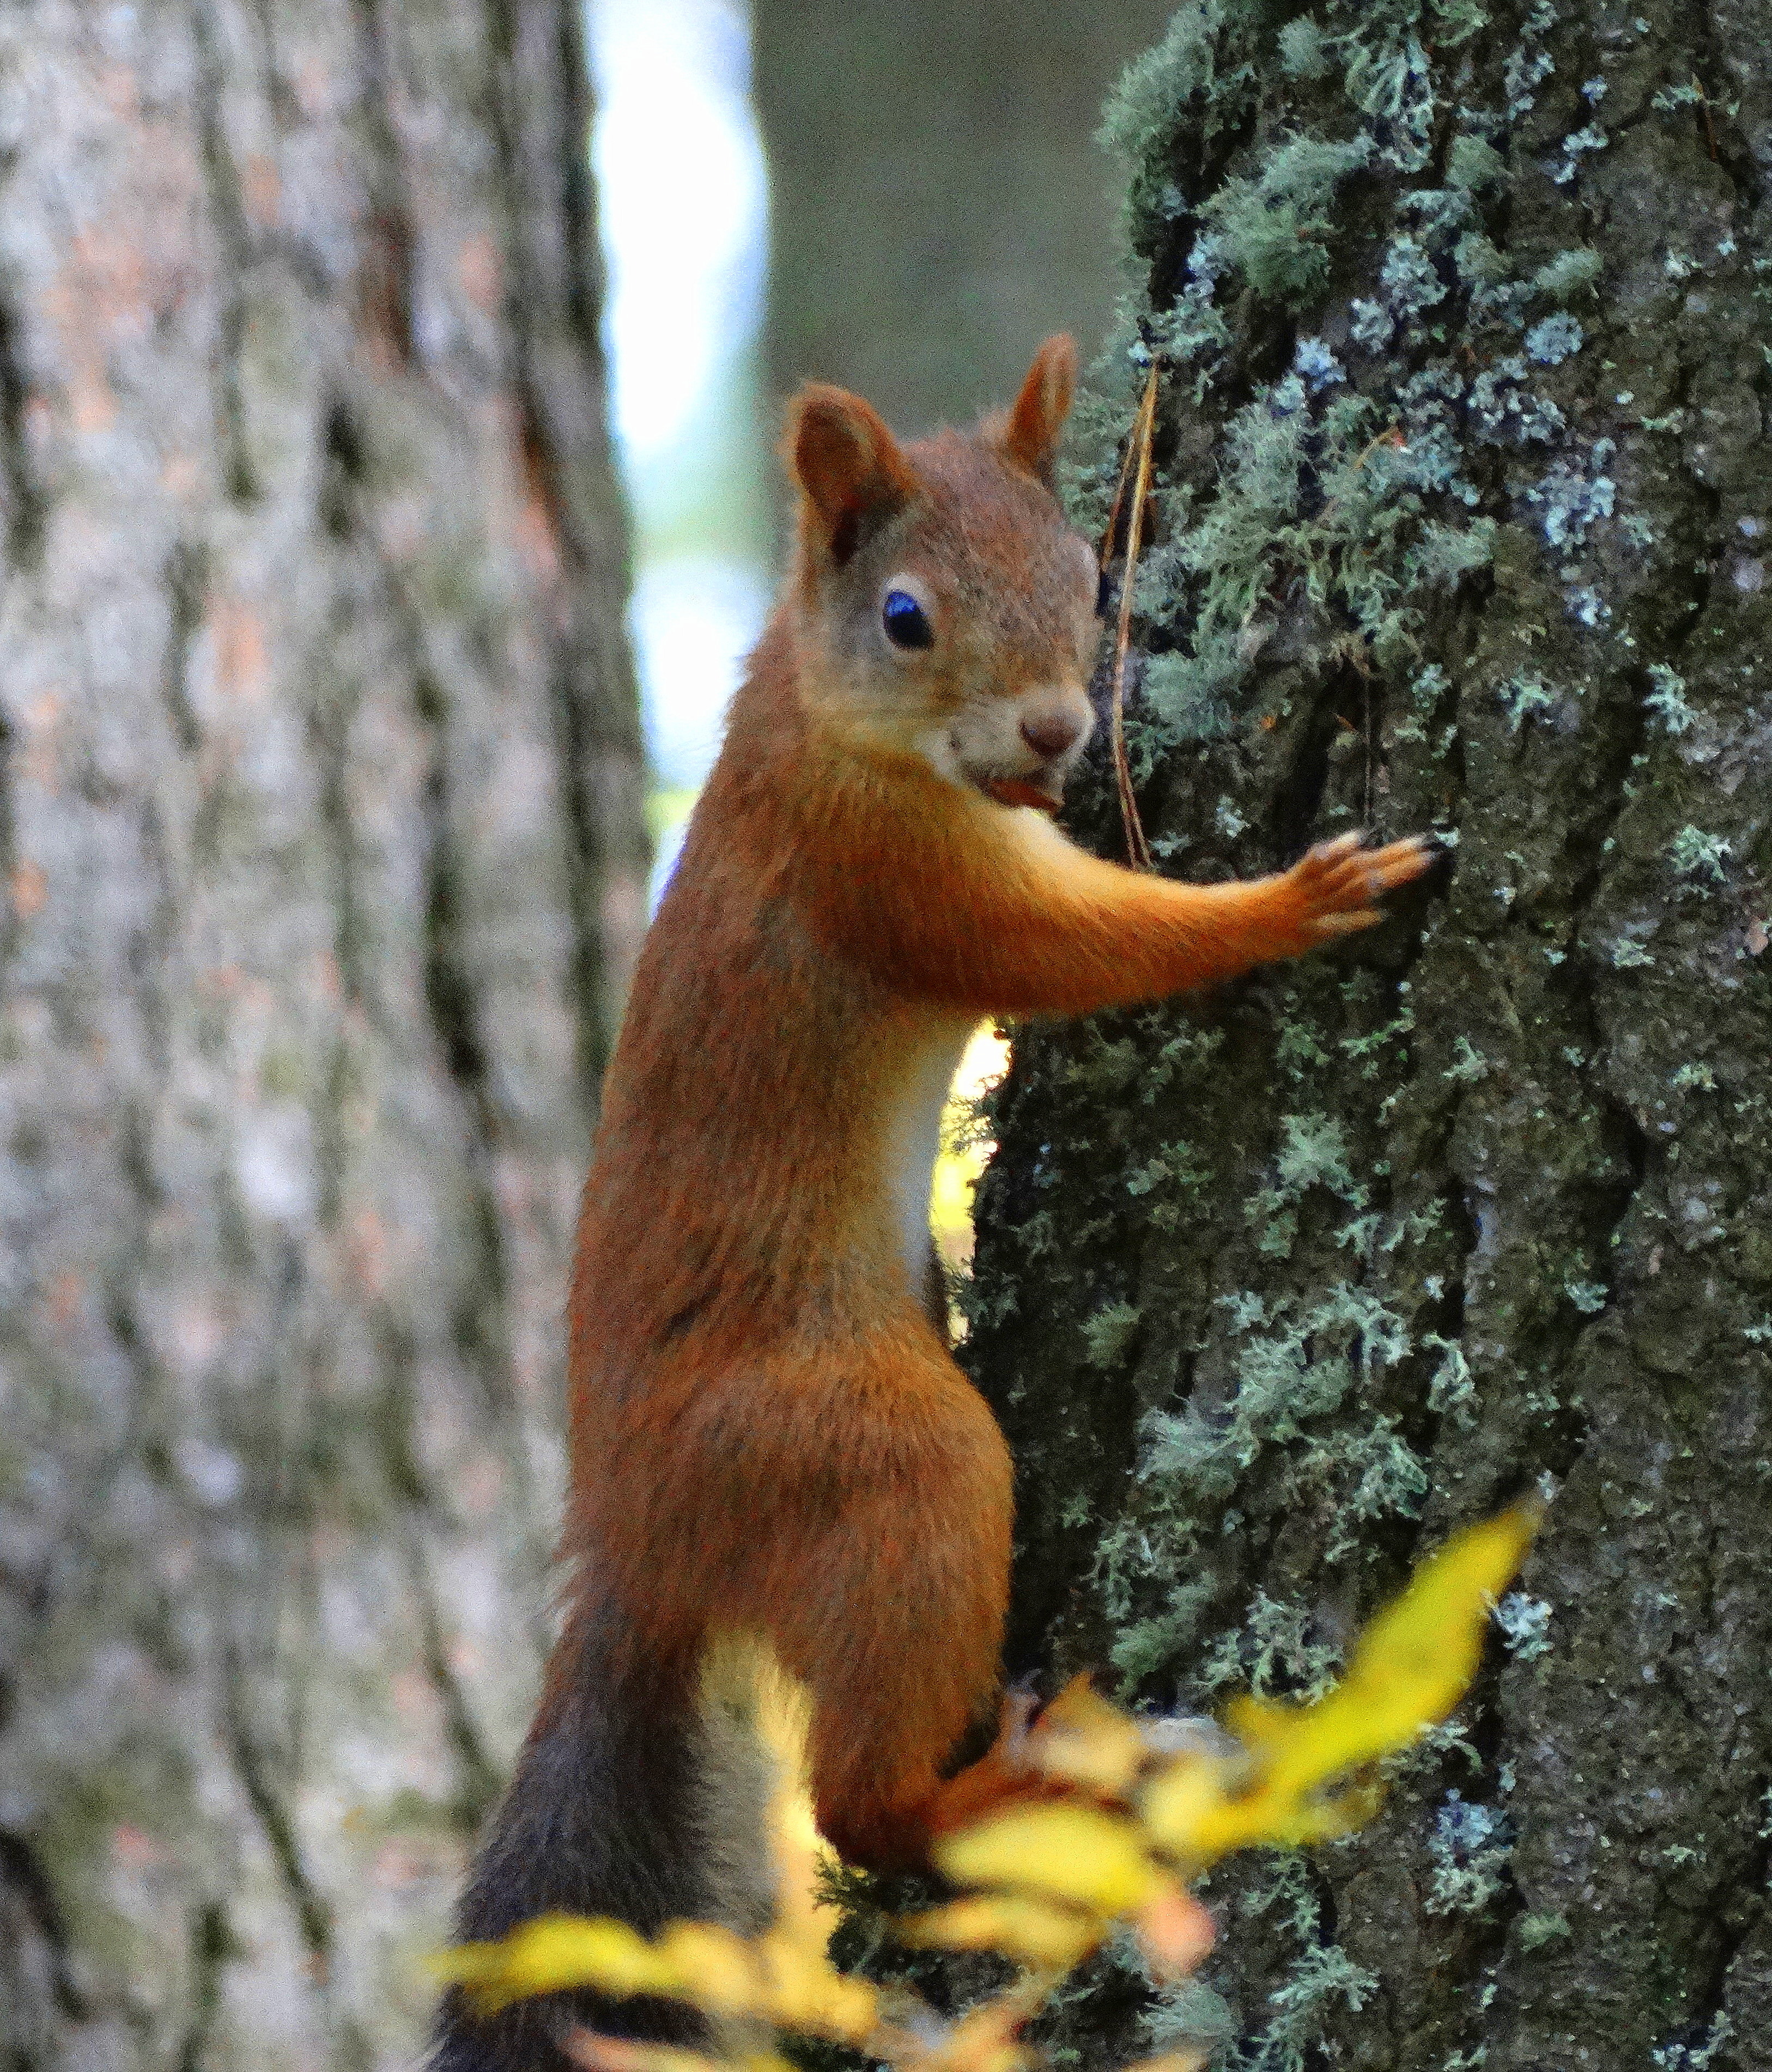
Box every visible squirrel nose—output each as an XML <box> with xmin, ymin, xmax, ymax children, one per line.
<box><xmin>1019</xmin><ymin>702</ymin><xmax>1089</xmax><ymax>760</ymax></box>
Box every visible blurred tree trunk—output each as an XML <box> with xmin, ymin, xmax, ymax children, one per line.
<box><xmin>967</xmin><ymin>3</ymin><xmax>1771</xmax><ymax>2068</ymax></box>
<box><xmin>750</xmin><ymin>0</ymin><xmax>1179</xmax><ymax>439</ymax></box>
<box><xmin>0</xmin><ymin>3</ymin><xmax>646</xmax><ymax>2067</ymax></box>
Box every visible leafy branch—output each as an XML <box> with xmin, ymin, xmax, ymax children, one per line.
<box><xmin>439</xmin><ymin>1505</ymin><xmax>1540</xmax><ymax>2072</ymax></box>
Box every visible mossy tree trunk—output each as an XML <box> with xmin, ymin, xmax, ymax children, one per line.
<box><xmin>966</xmin><ymin>3</ymin><xmax>1771</xmax><ymax>2068</ymax></box>
<box><xmin>0</xmin><ymin>3</ymin><xmax>646</xmax><ymax>2066</ymax></box>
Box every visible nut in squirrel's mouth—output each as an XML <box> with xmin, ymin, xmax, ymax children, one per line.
<box><xmin>980</xmin><ymin>773</ymin><xmax>1065</xmax><ymax>814</ymax></box>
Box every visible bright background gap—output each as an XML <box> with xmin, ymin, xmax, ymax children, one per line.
<box><xmin>585</xmin><ymin>0</ymin><xmax>1002</xmax><ymax>1246</ymax></box>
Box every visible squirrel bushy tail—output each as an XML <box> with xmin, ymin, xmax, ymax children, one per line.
<box><xmin>432</xmin><ymin>1593</ymin><xmax>779</xmax><ymax>2069</ymax></box>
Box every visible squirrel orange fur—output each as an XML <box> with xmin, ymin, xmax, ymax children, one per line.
<box><xmin>434</xmin><ymin>336</ymin><xmax>1432</xmax><ymax>2068</ymax></box>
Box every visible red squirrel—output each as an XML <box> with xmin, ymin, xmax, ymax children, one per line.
<box><xmin>434</xmin><ymin>336</ymin><xmax>1431</xmax><ymax>2068</ymax></box>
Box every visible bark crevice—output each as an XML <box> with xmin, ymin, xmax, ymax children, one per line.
<box><xmin>189</xmin><ymin>0</ymin><xmax>260</xmax><ymax>503</ymax></box>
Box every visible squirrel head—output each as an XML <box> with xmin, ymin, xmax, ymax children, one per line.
<box><xmin>782</xmin><ymin>336</ymin><xmax>1100</xmax><ymax>814</ymax></box>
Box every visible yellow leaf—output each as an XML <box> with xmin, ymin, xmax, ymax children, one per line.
<box><xmin>756</xmin><ymin>1928</ymin><xmax>880</xmax><ymax>2041</ymax></box>
<box><xmin>1147</xmin><ymin>1765</ymin><xmax>1379</xmax><ymax>1866</ymax></box>
<box><xmin>1142</xmin><ymin>1505</ymin><xmax>1539</xmax><ymax>1867</ymax></box>
<box><xmin>1240</xmin><ymin>1503</ymin><xmax>1540</xmax><ymax>1794</ymax></box>
<box><xmin>1026</xmin><ymin>1675</ymin><xmax>1150</xmax><ymax>1797</ymax></box>
<box><xmin>652</xmin><ymin>1923</ymin><xmax>763</xmax><ymax>2017</ymax></box>
<box><xmin>935</xmin><ymin>1802</ymin><xmax>1161</xmax><ymax>1915</ymax></box>
<box><xmin>898</xmin><ymin>1892</ymin><xmax>1105</xmax><ymax>1972</ymax></box>
<box><xmin>439</xmin><ymin>1915</ymin><xmax>689</xmax><ymax>2016</ymax></box>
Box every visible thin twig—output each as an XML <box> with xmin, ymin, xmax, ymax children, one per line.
<box><xmin>1100</xmin><ymin>362</ymin><xmax>1160</xmax><ymax>872</ymax></box>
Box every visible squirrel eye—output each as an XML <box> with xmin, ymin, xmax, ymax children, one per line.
<box><xmin>882</xmin><ymin>589</ymin><xmax>934</xmax><ymax>650</ymax></box>
<box><xmin>1095</xmin><ymin>568</ymin><xmax>1113</xmax><ymax>618</ymax></box>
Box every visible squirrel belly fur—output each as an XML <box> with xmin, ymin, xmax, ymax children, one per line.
<box><xmin>434</xmin><ymin>336</ymin><xmax>1433</xmax><ymax>2068</ymax></box>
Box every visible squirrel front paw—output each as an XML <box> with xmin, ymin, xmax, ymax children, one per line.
<box><xmin>1283</xmin><ymin>830</ymin><xmax>1436</xmax><ymax>943</ymax></box>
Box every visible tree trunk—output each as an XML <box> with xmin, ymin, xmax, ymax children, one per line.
<box><xmin>967</xmin><ymin>4</ymin><xmax>1771</xmax><ymax>2068</ymax></box>
<box><xmin>0</xmin><ymin>4</ymin><xmax>646</xmax><ymax>2067</ymax></box>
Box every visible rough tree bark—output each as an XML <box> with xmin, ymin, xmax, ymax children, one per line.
<box><xmin>0</xmin><ymin>4</ymin><xmax>646</xmax><ymax>2067</ymax></box>
<box><xmin>966</xmin><ymin>3</ymin><xmax>1771</xmax><ymax>2069</ymax></box>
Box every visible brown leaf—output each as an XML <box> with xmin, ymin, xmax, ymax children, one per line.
<box><xmin>1132</xmin><ymin>1879</ymin><xmax>1216</xmax><ymax>1984</ymax></box>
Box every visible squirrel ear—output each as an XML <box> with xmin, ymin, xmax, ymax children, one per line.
<box><xmin>999</xmin><ymin>333</ymin><xmax>1078</xmax><ymax>487</ymax></box>
<box><xmin>787</xmin><ymin>386</ymin><xmax>918</xmax><ymax>568</ymax></box>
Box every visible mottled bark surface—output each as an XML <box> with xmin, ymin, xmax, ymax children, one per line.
<box><xmin>967</xmin><ymin>4</ymin><xmax>1771</xmax><ymax>2068</ymax></box>
<box><xmin>0</xmin><ymin>4</ymin><xmax>646</xmax><ymax>2067</ymax></box>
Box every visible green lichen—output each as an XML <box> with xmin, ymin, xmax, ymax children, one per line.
<box><xmin>1277</xmin><ymin>17</ymin><xmax>1330</xmax><ymax>79</ymax></box>
<box><xmin>1272</xmin><ymin>1113</ymin><xmax>1363</xmax><ymax>1204</ymax></box>
<box><xmin>1320</xmin><ymin>1417</ymin><xmax>1430</xmax><ymax>1554</ymax></box>
<box><xmin>1343</xmin><ymin>34</ymin><xmax>1435</xmax><ymax>171</ymax></box>
<box><xmin>1082</xmin><ymin>1300</ymin><xmax>1143</xmax><ymax>1367</ymax></box>
<box><xmin>1530</xmin><ymin>247</ymin><xmax>1603</xmax><ymax>301</ymax></box>
<box><xmin>1651</xmin><ymin>2010</ymin><xmax>1734</xmax><ymax>2070</ymax></box>
<box><xmin>1443</xmin><ymin>1035</ymin><xmax>1490</xmax><ymax>1083</ymax></box>
<box><xmin>1667</xmin><ymin>825</ymin><xmax>1731</xmax><ymax>887</ymax></box>
<box><xmin>1425</xmin><ymin>1791</ymin><xmax>1513</xmax><ymax>1915</ymax></box>
<box><xmin>1496</xmin><ymin>675</ymin><xmax>1556</xmax><ymax>731</ymax></box>
<box><xmin>1410</xmin><ymin>517</ymin><xmax>1497</xmax><ymax>586</ymax></box>
<box><xmin>1517</xmin><ymin>1910</ymin><xmax>1571</xmax><ymax>1951</ymax></box>
<box><xmin>1427</xmin><ymin>0</ymin><xmax>1488</xmax><ymax>41</ymax></box>
<box><xmin>1494</xmin><ymin>1593</ymin><xmax>1554</xmax><ymax>1660</ymax></box>
<box><xmin>1201</xmin><ymin>135</ymin><xmax>1375</xmax><ymax>300</ymax></box>
<box><xmin>1644</xmin><ymin>664</ymin><xmax>1697</xmax><ymax>734</ymax></box>
<box><xmin>1106</xmin><ymin>1573</ymin><xmax>1218</xmax><ymax>1689</ymax></box>
<box><xmin>1199</xmin><ymin>1590</ymin><xmax>1343</xmax><ymax>1699</ymax></box>
<box><xmin>1145</xmin><ymin>1978</ymin><xmax>1240</xmax><ymax>2056</ymax></box>
<box><xmin>1098</xmin><ymin>1</ymin><xmax>1265</xmax><ymax>250</ymax></box>
<box><xmin>1247</xmin><ymin>1933</ymin><xmax>1381</xmax><ymax>2072</ymax></box>
<box><xmin>1142</xmin><ymin>649</ymin><xmax>1239</xmax><ymax>743</ymax></box>
<box><xmin>1424</xmin><ymin>1334</ymin><xmax>1476</xmax><ymax>1425</ymax></box>
<box><xmin>1143</xmin><ymin>1278</ymin><xmax>1411</xmax><ymax>1512</ymax></box>
<box><xmin>1447</xmin><ymin>132</ymin><xmax>1507</xmax><ymax>191</ymax></box>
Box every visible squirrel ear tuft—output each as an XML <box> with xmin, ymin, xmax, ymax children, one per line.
<box><xmin>787</xmin><ymin>386</ymin><xmax>918</xmax><ymax>567</ymax></box>
<box><xmin>999</xmin><ymin>334</ymin><xmax>1078</xmax><ymax>487</ymax></box>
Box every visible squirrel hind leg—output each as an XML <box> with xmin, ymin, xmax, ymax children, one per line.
<box><xmin>822</xmin><ymin>1687</ymin><xmax>1074</xmax><ymax>1875</ymax></box>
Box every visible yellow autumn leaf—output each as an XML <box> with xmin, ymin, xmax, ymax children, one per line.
<box><xmin>934</xmin><ymin>1801</ymin><xmax>1161</xmax><ymax>1915</ymax></box>
<box><xmin>438</xmin><ymin>1912</ymin><xmax>875</xmax><ymax>2040</ymax></box>
<box><xmin>657</xmin><ymin>1922</ymin><xmax>769</xmax><ymax>2015</ymax></box>
<box><xmin>1231</xmin><ymin>1503</ymin><xmax>1540</xmax><ymax>1788</ymax></box>
<box><xmin>898</xmin><ymin>1892</ymin><xmax>1105</xmax><ymax>1972</ymax></box>
<box><xmin>1146</xmin><ymin>1754</ymin><xmax>1381</xmax><ymax>1864</ymax></box>
<box><xmin>1143</xmin><ymin>1504</ymin><xmax>1539</xmax><ymax>1866</ymax></box>
<box><xmin>1024</xmin><ymin>1674</ymin><xmax>1151</xmax><ymax>1797</ymax></box>
<box><xmin>755</xmin><ymin>1928</ymin><xmax>880</xmax><ymax>2041</ymax></box>
<box><xmin>440</xmin><ymin>1914</ymin><xmax>695</xmax><ymax>2016</ymax></box>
